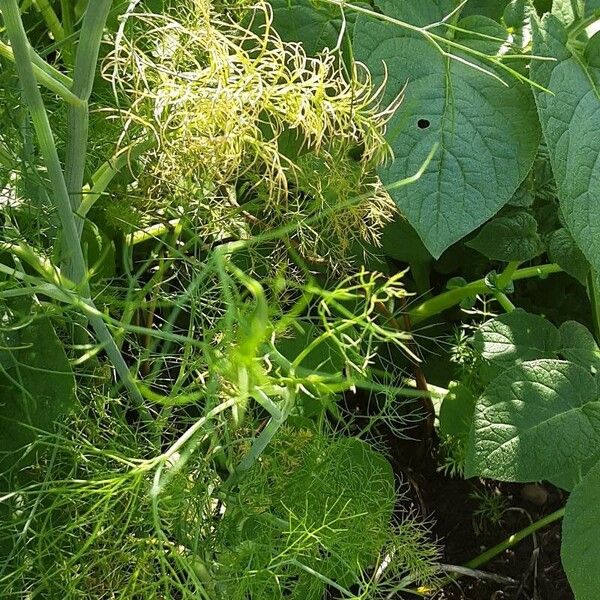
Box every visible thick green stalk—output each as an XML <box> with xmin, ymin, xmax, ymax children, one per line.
<box><xmin>32</xmin><ymin>0</ymin><xmax>64</xmax><ymax>42</ymax></box>
<box><xmin>2</xmin><ymin>0</ymin><xmax>87</xmax><ymax>286</ymax></box>
<box><xmin>2</xmin><ymin>0</ymin><xmax>147</xmax><ymax>415</ymax></box>
<box><xmin>0</xmin><ymin>40</ymin><xmax>79</xmax><ymax>103</ymax></box>
<box><xmin>493</xmin><ymin>261</ymin><xmax>520</xmax><ymax>313</ymax></box>
<box><xmin>59</xmin><ymin>0</ymin><xmax>74</xmax><ymax>65</ymax></box>
<box><xmin>408</xmin><ymin>263</ymin><xmax>563</xmax><ymax>324</ymax></box>
<box><xmin>63</xmin><ymin>0</ymin><xmax>112</xmax><ymax>243</ymax></box>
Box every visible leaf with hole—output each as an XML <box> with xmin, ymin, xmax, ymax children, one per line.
<box><xmin>353</xmin><ymin>8</ymin><xmax>540</xmax><ymax>257</ymax></box>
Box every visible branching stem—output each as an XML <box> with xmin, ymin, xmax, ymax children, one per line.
<box><xmin>2</xmin><ymin>0</ymin><xmax>149</xmax><ymax>425</ymax></box>
<box><xmin>408</xmin><ymin>263</ymin><xmax>562</xmax><ymax>324</ymax></box>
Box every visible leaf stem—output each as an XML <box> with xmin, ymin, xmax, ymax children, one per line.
<box><xmin>419</xmin><ymin>507</ymin><xmax>565</xmax><ymax>594</ymax></box>
<box><xmin>408</xmin><ymin>263</ymin><xmax>563</xmax><ymax>324</ymax></box>
<box><xmin>496</xmin><ymin>260</ymin><xmax>521</xmax><ymax>289</ymax></box>
<box><xmin>493</xmin><ymin>291</ymin><xmax>516</xmax><ymax>313</ymax></box>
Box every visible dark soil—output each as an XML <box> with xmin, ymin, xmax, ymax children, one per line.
<box><xmin>398</xmin><ymin>452</ymin><xmax>572</xmax><ymax>600</ymax></box>
<box><xmin>342</xmin><ymin>389</ymin><xmax>573</xmax><ymax>600</ymax></box>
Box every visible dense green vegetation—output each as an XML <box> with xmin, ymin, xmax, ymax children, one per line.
<box><xmin>1</xmin><ymin>0</ymin><xmax>599</xmax><ymax>598</ymax></box>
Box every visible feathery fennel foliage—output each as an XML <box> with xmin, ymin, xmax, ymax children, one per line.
<box><xmin>106</xmin><ymin>0</ymin><xmax>401</xmax><ymax>270</ymax></box>
<box><xmin>0</xmin><ymin>0</ymin><xmax>441</xmax><ymax>598</ymax></box>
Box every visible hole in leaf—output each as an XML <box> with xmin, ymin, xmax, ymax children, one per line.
<box><xmin>417</xmin><ymin>118</ymin><xmax>431</xmax><ymax>129</ymax></box>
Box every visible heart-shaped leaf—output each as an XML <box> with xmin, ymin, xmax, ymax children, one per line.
<box><xmin>353</xmin><ymin>7</ymin><xmax>540</xmax><ymax>257</ymax></box>
<box><xmin>562</xmin><ymin>457</ymin><xmax>600</xmax><ymax>600</ymax></box>
<box><xmin>531</xmin><ymin>16</ymin><xmax>600</xmax><ymax>272</ymax></box>
<box><xmin>466</xmin><ymin>359</ymin><xmax>600</xmax><ymax>481</ymax></box>
<box><xmin>472</xmin><ymin>310</ymin><xmax>560</xmax><ymax>367</ymax></box>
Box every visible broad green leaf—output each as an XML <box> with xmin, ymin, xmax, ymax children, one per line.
<box><xmin>559</xmin><ymin>320</ymin><xmax>600</xmax><ymax>371</ymax></box>
<box><xmin>552</xmin><ymin>0</ymin><xmax>600</xmax><ymax>24</ymax></box>
<box><xmin>589</xmin><ymin>0</ymin><xmax>600</xmax><ymax>17</ymax></box>
<box><xmin>466</xmin><ymin>359</ymin><xmax>600</xmax><ymax>481</ymax></box>
<box><xmin>381</xmin><ymin>217</ymin><xmax>433</xmax><ymax>291</ymax></box>
<box><xmin>467</xmin><ymin>212</ymin><xmax>545</xmax><ymax>261</ymax></box>
<box><xmin>549</xmin><ymin>452</ymin><xmax>600</xmax><ymax>491</ymax></box>
<box><xmin>354</xmin><ymin>10</ymin><xmax>540</xmax><ymax>257</ymax></box>
<box><xmin>562</xmin><ymin>458</ymin><xmax>600</xmax><ymax>600</ymax></box>
<box><xmin>268</xmin><ymin>0</ymin><xmax>340</xmax><ymax>55</ymax></box>
<box><xmin>503</xmin><ymin>0</ymin><xmax>530</xmax><ymax>29</ymax></box>
<box><xmin>507</xmin><ymin>176</ymin><xmax>535</xmax><ymax>207</ymax></box>
<box><xmin>531</xmin><ymin>16</ymin><xmax>600</xmax><ymax>273</ymax></box>
<box><xmin>547</xmin><ymin>227</ymin><xmax>590</xmax><ymax>284</ymax></box>
<box><xmin>462</xmin><ymin>0</ymin><xmax>511</xmax><ymax>20</ymax></box>
<box><xmin>472</xmin><ymin>309</ymin><xmax>560</xmax><ymax>367</ymax></box>
<box><xmin>439</xmin><ymin>381</ymin><xmax>477</xmax><ymax>440</ymax></box>
<box><xmin>374</xmin><ymin>0</ymin><xmax>456</xmax><ymax>25</ymax></box>
<box><xmin>585</xmin><ymin>31</ymin><xmax>600</xmax><ymax>86</ymax></box>
<box><xmin>381</xmin><ymin>217</ymin><xmax>432</xmax><ymax>264</ymax></box>
<box><xmin>0</xmin><ymin>307</ymin><xmax>76</xmax><ymax>469</ymax></box>
<box><xmin>552</xmin><ymin>0</ymin><xmax>580</xmax><ymax>23</ymax></box>
<box><xmin>268</xmin><ymin>0</ymin><xmax>369</xmax><ymax>55</ymax></box>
